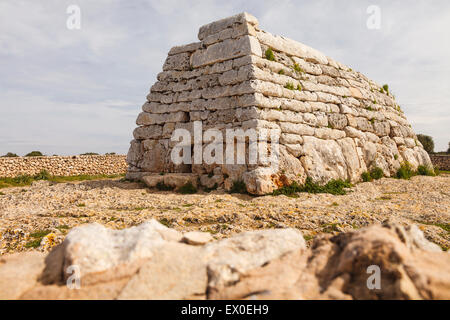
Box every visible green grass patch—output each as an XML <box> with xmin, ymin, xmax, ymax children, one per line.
<box><xmin>178</xmin><ymin>182</ymin><xmax>198</xmax><ymax>194</ymax></box>
<box><xmin>30</xmin><ymin>230</ymin><xmax>51</xmax><ymax>238</ymax></box>
<box><xmin>418</xmin><ymin>221</ymin><xmax>450</xmax><ymax>234</ymax></box>
<box><xmin>25</xmin><ymin>239</ymin><xmax>42</xmax><ymax>248</ymax></box>
<box><xmin>56</xmin><ymin>225</ymin><xmax>70</xmax><ymax>232</ymax></box>
<box><xmin>272</xmin><ymin>177</ymin><xmax>352</xmax><ymax>197</ymax></box>
<box><xmin>25</xmin><ymin>229</ymin><xmax>52</xmax><ymax>248</ymax></box>
<box><xmin>284</xmin><ymin>82</ymin><xmax>295</xmax><ymax>90</ymax></box>
<box><xmin>0</xmin><ymin>171</ymin><xmax>125</xmax><ymax>189</ymax></box>
<box><xmin>370</xmin><ymin>167</ymin><xmax>384</xmax><ymax>180</ymax></box>
<box><xmin>278</xmin><ymin>69</ymin><xmax>285</xmax><ymax>75</ymax></box>
<box><xmin>158</xmin><ymin>218</ymin><xmax>172</xmax><ymax>228</ymax></box>
<box><xmin>230</xmin><ymin>180</ymin><xmax>248</xmax><ymax>194</ymax></box>
<box><xmin>265</xmin><ymin>48</ymin><xmax>275</xmax><ymax>61</ymax></box>
<box><xmin>292</xmin><ymin>63</ymin><xmax>304</xmax><ymax>74</ymax></box>
<box><xmin>396</xmin><ymin>162</ymin><xmax>415</xmax><ymax>180</ymax></box>
<box><xmin>303</xmin><ymin>235</ymin><xmax>314</xmax><ymax>241</ymax></box>
<box><xmin>395</xmin><ymin>162</ymin><xmax>437</xmax><ymax>179</ymax></box>
<box><xmin>417</xmin><ymin>165</ymin><xmax>436</xmax><ymax>176</ymax></box>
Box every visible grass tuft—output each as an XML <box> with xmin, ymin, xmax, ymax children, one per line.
<box><xmin>272</xmin><ymin>177</ymin><xmax>352</xmax><ymax>197</ymax></box>
<box><xmin>417</xmin><ymin>165</ymin><xmax>436</xmax><ymax>177</ymax></box>
<box><xmin>178</xmin><ymin>182</ymin><xmax>198</xmax><ymax>194</ymax></box>
<box><xmin>292</xmin><ymin>63</ymin><xmax>304</xmax><ymax>74</ymax></box>
<box><xmin>284</xmin><ymin>82</ymin><xmax>295</xmax><ymax>90</ymax></box>
<box><xmin>0</xmin><ymin>172</ymin><xmax>125</xmax><ymax>189</ymax></box>
<box><xmin>265</xmin><ymin>48</ymin><xmax>275</xmax><ymax>61</ymax></box>
<box><xmin>361</xmin><ymin>167</ymin><xmax>384</xmax><ymax>182</ymax></box>
<box><xmin>230</xmin><ymin>180</ymin><xmax>247</xmax><ymax>194</ymax></box>
<box><xmin>395</xmin><ymin>162</ymin><xmax>415</xmax><ymax>180</ymax></box>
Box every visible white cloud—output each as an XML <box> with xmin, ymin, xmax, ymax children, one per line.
<box><xmin>0</xmin><ymin>0</ymin><xmax>449</xmax><ymax>155</ymax></box>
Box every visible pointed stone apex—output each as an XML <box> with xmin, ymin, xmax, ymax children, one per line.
<box><xmin>198</xmin><ymin>12</ymin><xmax>259</xmax><ymax>41</ymax></box>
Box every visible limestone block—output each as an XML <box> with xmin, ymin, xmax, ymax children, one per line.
<box><xmin>142</xmin><ymin>175</ymin><xmax>164</xmax><ymax>188</ymax></box>
<box><xmin>136</xmin><ymin>112</ymin><xmax>189</xmax><ymax>126</ymax></box>
<box><xmin>256</xmin><ymin>31</ymin><xmax>328</xmax><ymax>65</ymax></box>
<box><xmin>163</xmin><ymin>173</ymin><xmax>199</xmax><ymax>188</ymax></box>
<box><xmin>200</xmin><ymin>174</ymin><xmax>224</xmax><ymax>189</ymax></box>
<box><xmin>191</xmin><ymin>36</ymin><xmax>262</xmax><ymax>68</ymax></box>
<box><xmin>328</xmin><ymin>113</ymin><xmax>348</xmax><ymax>130</ymax></box>
<box><xmin>320</xmin><ymin>65</ymin><xmax>340</xmax><ymax>78</ymax></box>
<box><xmin>285</xmin><ymin>144</ymin><xmax>304</xmax><ymax>157</ymax></box>
<box><xmin>280</xmin><ymin>122</ymin><xmax>315</xmax><ymax>136</ymax></box>
<box><xmin>198</xmin><ymin>12</ymin><xmax>258</xmax><ymax>40</ymax></box>
<box><xmin>337</xmin><ymin>138</ymin><xmax>365</xmax><ymax>183</ymax></box>
<box><xmin>280</xmin><ymin>133</ymin><xmax>304</xmax><ymax>145</ymax></box>
<box><xmin>372</xmin><ymin>120</ymin><xmax>391</xmax><ymax>137</ymax></box>
<box><xmin>139</xmin><ymin>140</ymin><xmax>168</xmax><ymax>173</ymax></box>
<box><xmin>163</xmin><ymin>52</ymin><xmax>191</xmax><ymax>71</ymax></box>
<box><xmin>291</xmin><ymin>56</ymin><xmax>323</xmax><ymax>75</ymax></box>
<box><xmin>355</xmin><ymin>117</ymin><xmax>374</xmax><ymax>132</ymax></box>
<box><xmin>301</xmin><ymin>136</ymin><xmax>349</xmax><ymax>183</ymax></box>
<box><xmin>133</xmin><ymin>125</ymin><xmax>163</xmax><ymax>140</ymax></box>
<box><xmin>280</xmin><ymin>99</ymin><xmax>311</xmax><ymax>112</ymax></box>
<box><xmin>202</xmin><ymin>22</ymin><xmax>257</xmax><ymax>46</ymax></box>
<box><xmin>315</xmin><ymin>128</ymin><xmax>346</xmax><ymax>140</ymax></box>
<box><xmin>168</xmin><ymin>42</ymin><xmax>202</xmax><ymax>56</ymax></box>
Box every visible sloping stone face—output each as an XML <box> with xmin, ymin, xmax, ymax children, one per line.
<box><xmin>126</xmin><ymin>12</ymin><xmax>432</xmax><ymax>195</ymax></box>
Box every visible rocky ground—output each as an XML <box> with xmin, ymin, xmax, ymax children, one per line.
<box><xmin>0</xmin><ymin>173</ymin><xmax>449</xmax><ymax>255</ymax></box>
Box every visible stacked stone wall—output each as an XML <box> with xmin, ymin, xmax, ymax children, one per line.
<box><xmin>127</xmin><ymin>12</ymin><xmax>432</xmax><ymax>194</ymax></box>
<box><xmin>0</xmin><ymin>155</ymin><xmax>127</xmax><ymax>178</ymax></box>
<box><xmin>430</xmin><ymin>155</ymin><xmax>450</xmax><ymax>171</ymax></box>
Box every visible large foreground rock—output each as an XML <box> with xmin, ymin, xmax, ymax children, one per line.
<box><xmin>0</xmin><ymin>220</ymin><xmax>448</xmax><ymax>300</ymax></box>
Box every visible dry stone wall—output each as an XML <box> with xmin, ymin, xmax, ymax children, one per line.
<box><xmin>127</xmin><ymin>12</ymin><xmax>432</xmax><ymax>194</ymax></box>
<box><xmin>430</xmin><ymin>154</ymin><xmax>450</xmax><ymax>171</ymax></box>
<box><xmin>0</xmin><ymin>155</ymin><xmax>127</xmax><ymax>178</ymax></box>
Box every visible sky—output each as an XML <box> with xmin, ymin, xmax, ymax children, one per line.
<box><xmin>0</xmin><ymin>0</ymin><xmax>449</xmax><ymax>156</ymax></box>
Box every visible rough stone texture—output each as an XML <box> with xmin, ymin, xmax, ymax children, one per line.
<box><xmin>126</xmin><ymin>12</ymin><xmax>432</xmax><ymax>195</ymax></box>
<box><xmin>182</xmin><ymin>231</ymin><xmax>213</xmax><ymax>245</ymax></box>
<box><xmin>1</xmin><ymin>220</ymin><xmax>449</xmax><ymax>300</ymax></box>
<box><xmin>430</xmin><ymin>154</ymin><xmax>450</xmax><ymax>171</ymax></box>
<box><xmin>0</xmin><ymin>252</ymin><xmax>45</xmax><ymax>299</ymax></box>
<box><xmin>0</xmin><ymin>155</ymin><xmax>127</xmax><ymax>178</ymax></box>
<box><xmin>2</xmin><ymin>175</ymin><xmax>449</xmax><ymax>256</ymax></box>
<box><xmin>39</xmin><ymin>220</ymin><xmax>183</xmax><ymax>285</ymax></box>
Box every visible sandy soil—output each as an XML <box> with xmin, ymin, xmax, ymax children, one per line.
<box><xmin>1</xmin><ymin>174</ymin><xmax>449</xmax><ymax>254</ymax></box>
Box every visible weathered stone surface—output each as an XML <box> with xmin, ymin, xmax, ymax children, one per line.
<box><xmin>118</xmin><ymin>242</ymin><xmax>207</xmax><ymax>300</ymax></box>
<box><xmin>0</xmin><ymin>155</ymin><xmax>127</xmax><ymax>178</ymax></box>
<box><xmin>182</xmin><ymin>231</ymin><xmax>213</xmax><ymax>245</ymax></box>
<box><xmin>301</xmin><ymin>136</ymin><xmax>348</xmax><ymax>183</ymax></box>
<box><xmin>256</xmin><ymin>31</ymin><xmax>328</xmax><ymax>65</ymax></box>
<box><xmin>125</xmin><ymin>12</ymin><xmax>432</xmax><ymax>195</ymax></box>
<box><xmin>198</xmin><ymin>12</ymin><xmax>258</xmax><ymax>40</ymax></box>
<box><xmin>211</xmin><ymin>223</ymin><xmax>450</xmax><ymax>300</ymax></box>
<box><xmin>163</xmin><ymin>173</ymin><xmax>199</xmax><ymax>189</ymax></box>
<box><xmin>39</xmin><ymin>220</ymin><xmax>182</xmax><ymax>285</ymax></box>
<box><xmin>0</xmin><ymin>252</ymin><xmax>45</xmax><ymax>299</ymax></box>
<box><xmin>163</xmin><ymin>52</ymin><xmax>191</xmax><ymax>71</ymax></box>
<box><xmin>1</xmin><ymin>221</ymin><xmax>449</xmax><ymax>300</ymax></box>
<box><xmin>191</xmin><ymin>36</ymin><xmax>262</xmax><ymax>68</ymax></box>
